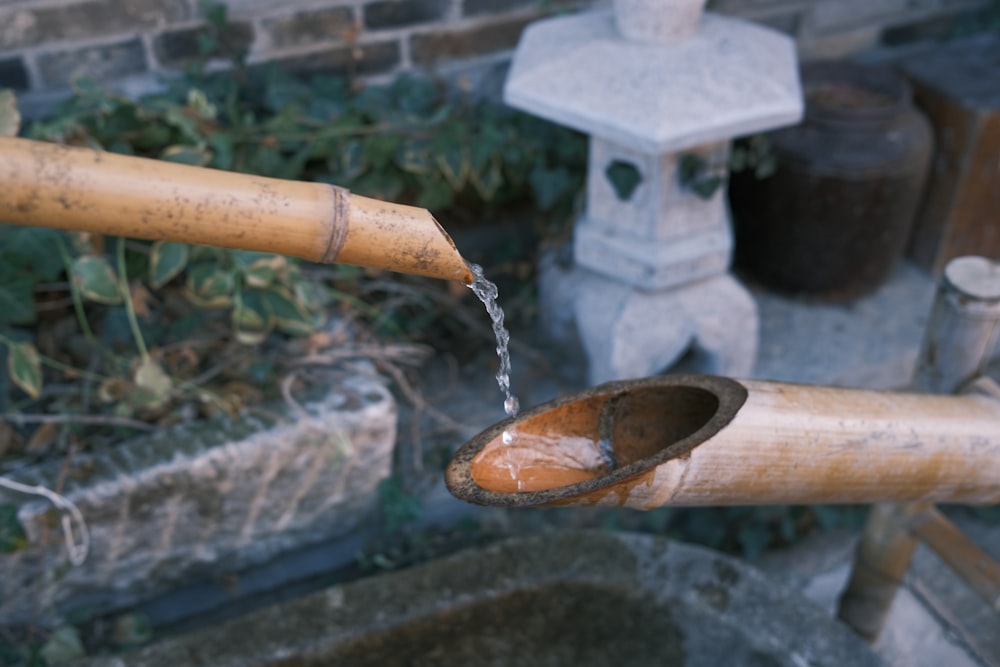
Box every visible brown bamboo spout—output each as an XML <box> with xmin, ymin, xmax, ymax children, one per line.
<box><xmin>0</xmin><ymin>136</ymin><xmax>472</xmax><ymax>284</ymax></box>
<box><xmin>445</xmin><ymin>375</ymin><xmax>1000</xmax><ymax>509</ymax></box>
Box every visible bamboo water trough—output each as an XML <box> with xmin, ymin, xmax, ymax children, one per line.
<box><xmin>446</xmin><ymin>375</ymin><xmax>1000</xmax><ymax>508</ymax></box>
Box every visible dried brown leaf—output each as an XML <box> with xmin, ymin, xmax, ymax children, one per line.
<box><xmin>129</xmin><ymin>282</ymin><xmax>156</xmax><ymax>319</ymax></box>
<box><xmin>98</xmin><ymin>377</ymin><xmax>132</xmax><ymax>403</ymax></box>
<box><xmin>27</xmin><ymin>422</ymin><xmax>60</xmax><ymax>452</ymax></box>
<box><xmin>0</xmin><ymin>420</ymin><xmax>23</xmax><ymax>458</ymax></box>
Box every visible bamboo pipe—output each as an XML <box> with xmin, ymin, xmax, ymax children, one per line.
<box><xmin>0</xmin><ymin>136</ymin><xmax>472</xmax><ymax>284</ymax></box>
<box><xmin>445</xmin><ymin>375</ymin><xmax>1000</xmax><ymax>509</ymax></box>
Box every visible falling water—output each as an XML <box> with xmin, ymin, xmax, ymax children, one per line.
<box><xmin>467</xmin><ymin>263</ymin><xmax>523</xmax><ymax>487</ymax></box>
<box><xmin>467</xmin><ymin>263</ymin><xmax>520</xmax><ymax>419</ymax></box>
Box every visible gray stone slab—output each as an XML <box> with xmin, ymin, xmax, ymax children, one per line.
<box><xmin>81</xmin><ymin>531</ymin><xmax>883</xmax><ymax>667</ymax></box>
<box><xmin>0</xmin><ymin>371</ymin><xmax>396</xmax><ymax>624</ymax></box>
<box><xmin>750</xmin><ymin>262</ymin><xmax>940</xmax><ymax>388</ymax></box>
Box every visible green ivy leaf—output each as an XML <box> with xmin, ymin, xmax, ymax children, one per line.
<box><xmin>164</xmin><ymin>103</ymin><xmax>203</xmax><ymax>144</ymax></box>
<box><xmin>471</xmin><ymin>159</ymin><xmax>504</xmax><ymax>201</ymax></box>
<box><xmin>392</xmin><ymin>74</ymin><xmax>440</xmax><ymax>117</ymax></box>
<box><xmin>72</xmin><ymin>255</ymin><xmax>123</xmax><ymax>304</ymax></box>
<box><xmin>292</xmin><ymin>279</ymin><xmax>330</xmax><ymax>312</ymax></box>
<box><xmin>149</xmin><ymin>241</ymin><xmax>189</xmax><ymax>288</ymax></box>
<box><xmin>133</xmin><ymin>357</ymin><xmax>173</xmax><ymax>409</ymax></box>
<box><xmin>274</xmin><ymin>141</ymin><xmax>313</xmax><ymax>180</ymax></box>
<box><xmin>415</xmin><ymin>178</ymin><xmax>454</xmax><ymax>211</ymax></box>
<box><xmin>5</xmin><ymin>226</ymin><xmax>65</xmax><ymax>281</ymax></box>
<box><xmin>436</xmin><ymin>147</ymin><xmax>469</xmax><ymax>191</ymax></box>
<box><xmin>395</xmin><ymin>140</ymin><xmax>432</xmax><ymax>174</ymax></box>
<box><xmin>378</xmin><ymin>476</ymin><xmax>422</xmax><ymax>532</ymax></box>
<box><xmin>186</xmin><ymin>263</ymin><xmax>235</xmax><ymax>307</ymax></box>
<box><xmin>197</xmin><ymin>31</ymin><xmax>219</xmax><ymax>57</ymax></box>
<box><xmin>470</xmin><ymin>123</ymin><xmax>505</xmax><ymax>171</ymax></box>
<box><xmin>7</xmin><ymin>341</ymin><xmax>42</xmax><ymax>399</ymax></box>
<box><xmin>208</xmin><ymin>131</ymin><xmax>234</xmax><ymax>170</ymax></box>
<box><xmin>0</xmin><ymin>504</ymin><xmax>27</xmax><ymax>554</ymax></box>
<box><xmin>0</xmin><ymin>89</ymin><xmax>21</xmax><ymax>137</ymax></box>
<box><xmin>264</xmin><ymin>287</ymin><xmax>315</xmax><ymax>335</ymax></box>
<box><xmin>365</xmin><ymin>135</ymin><xmax>402</xmax><ymax>170</ymax></box>
<box><xmin>135</xmin><ymin>124</ymin><xmax>173</xmax><ymax>151</ymax></box>
<box><xmin>338</xmin><ymin>140</ymin><xmax>367</xmax><ymax>181</ymax></box>
<box><xmin>233</xmin><ymin>287</ymin><xmax>271</xmax><ymax>344</ymax></box>
<box><xmin>186</xmin><ymin>89</ymin><xmax>217</xmax><ymax>120</ymax></box>
<box><xmin>243</xmin><ymin>265</ymin><xmax>276</xmax><ymax>288</ymax></box>
<box><xmin>755</xmin><ymin>156</ymin><xmax>777</xmax><ymax>180</ymax></box>
<box><xmin>112</xmin><ymin>612</ymin><xmax>153</xmax><ymax>648</ymax></box>
<box><xmin>353</xmin><ymin>171</ymin><xmax>404</xmax><ymax>203</ymax></box>
<box><xmin>529</xmin><ymin>166</ymin><xmax>574</xmax><ymax>212</ymax></box>
<box><xmin>0</xmin><ymin>276</ymin><xmax>36</xmax><ymax>326</ymax></box>
<box><xmin>251</xmin><ymin>144</ymin><xmax>284</xmax><ymax>176</ymax></box>
<box><xmin>202</xmin><ymin>0</ymin><xmax>229</xmax><ymax>29</ymax></box>
<box><xmin>160</xmin><ymin>144</ymin><xmax>212</xmax><ymax>166</ymax></box>
<box><xmin>40</xmin><ymin>626</ymin><xmax>85</xmax><ymax>665</ymax></box>
<box><xmin>729</xmin><ymin>147</ymin><xmax>748</xmax><ymax>172</ymax></box>
<box><xmin>737</xmin><ymin>521</ymin><xmax>773</xmax><ymax>560</ymax></box>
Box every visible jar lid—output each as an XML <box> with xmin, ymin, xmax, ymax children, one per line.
<box><xmin>802</xmin><ymin>62</ymin><xmax>911</xmax><ymax>126</ymax></box>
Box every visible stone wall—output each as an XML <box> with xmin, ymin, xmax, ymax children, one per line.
<box><xmin>1</xmin><ymin>0</ymin><xmax>994</xmax><ymax>114</ymax></box>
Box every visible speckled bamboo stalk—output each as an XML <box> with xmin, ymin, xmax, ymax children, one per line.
<box><xmin>0</xmin><ymin>136</ymin><xmax>472</xmax><ymax>284</ymax></box>
<box><xmin>446</xmin><ymin>375</ymin><xmax>1000</xmax><ymax>509</ymax></box>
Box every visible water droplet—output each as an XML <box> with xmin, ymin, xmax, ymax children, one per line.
<box><xmin>504</xmin><ymin>395</ymin><xmax>519</xmax><ymax>418</ymax></box>
<box><xmin>502</xmin><ymin>429</ymin><xmax>515</xmax><ymax>445</ymax></box>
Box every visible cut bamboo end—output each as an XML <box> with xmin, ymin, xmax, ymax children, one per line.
<box><xmin>445</xmin><ymin>376</ymin><xmax>1000</xmax><ymax>509</ymax></box>
<box><xmin>339</xmin><ymin>194</ymin><xmax>473</xmax><ymax>284</ymax></box>
<box><xmin>0</xmin><ymin>137</ymin><xmax>471</xmax><ymax>283</ymax></box>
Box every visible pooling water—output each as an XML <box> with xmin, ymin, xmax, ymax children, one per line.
<box><xmin>467</xmin><ymin>263</ymin><xmax>523</xmax><ymax>487</ymax></box>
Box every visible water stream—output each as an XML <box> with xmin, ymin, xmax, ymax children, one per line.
<box><xmin>467</xmin><ymin>263</ymin><xmax>523</xmax><ymax>486</ymax></box>
<box><xmin>467</xmin><ymin>263</ymin><xmax>520</xmax><ymax>419</ymax></box>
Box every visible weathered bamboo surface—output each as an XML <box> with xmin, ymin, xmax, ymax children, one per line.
<box><xmin>635</xmin><ymin>379</ymin><xmax>1000</xmax><ymax>508</ymax></box>
<box><xmin>447</xmin><ymin>376</ymin><xmax>1000</xmax><ymax>509</ymax></box>
<box><xmin>0</xmin><ymin>136</ymin><xmax>472</xmax><ymax>283</ymax></box>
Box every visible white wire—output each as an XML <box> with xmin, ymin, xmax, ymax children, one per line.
<box><xmin>0</xmin><ymin>475</ymin><xmax>90</xmax><ymax>566</ymax></box>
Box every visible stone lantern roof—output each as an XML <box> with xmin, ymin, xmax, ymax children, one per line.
<box><xmin>504</xmin><ymin>9</ymin><xmax>803</xmax><ymax>154</ymax></box>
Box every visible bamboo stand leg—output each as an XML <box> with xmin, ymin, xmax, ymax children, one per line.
<box><xmin>837</xmin><ymin>256</ymin><xmax>1000</xmax><ymax>641</ymax></box>
<box><xmin>836</xmin><ymin>503</ymin><xmax>924</xmax><ymax>641</ymax></box>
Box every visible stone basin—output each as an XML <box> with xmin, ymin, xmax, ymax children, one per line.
<box><xmin>85</xmin><ymin>531</ymin><xmax>883</xmax><ymax>666</ymax></box>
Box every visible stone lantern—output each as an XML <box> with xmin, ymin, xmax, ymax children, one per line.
<box><xmin>504</xmin><ymin>0</ymin><xmax>802</xmax><ymax>383</ymax></box>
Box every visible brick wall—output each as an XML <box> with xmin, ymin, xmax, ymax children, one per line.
<box><xmin>0</xmin><ymin>0</ymin><xmax>995</xmax><ymax>114</ymax></box>
<box><xmin>0</xmin><ymin>0</ymin><xmax>595</xmax><ymax>114</ymax></box>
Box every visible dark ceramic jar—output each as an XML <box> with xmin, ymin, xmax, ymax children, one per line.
<box><xmin>731</xmin><ymin>62</ymin><xmax>933</xmax><ymax>300</ymax></box>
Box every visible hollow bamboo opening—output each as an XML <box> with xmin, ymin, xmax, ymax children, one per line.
<box><xmin>445</xmin><ymin>375</ymin><xmax>747</xmax><ymax>508</ymax></box>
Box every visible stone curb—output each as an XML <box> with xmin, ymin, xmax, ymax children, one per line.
<box><xmin>0</xmin><ymin>370</ymin><xmax>396</xmax><ymax>624</ymax></box>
